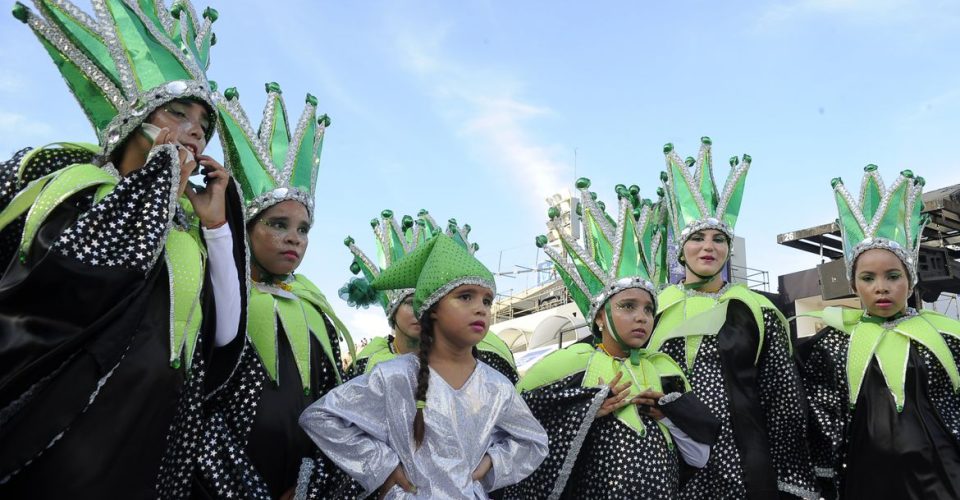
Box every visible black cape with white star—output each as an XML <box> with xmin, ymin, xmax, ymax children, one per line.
<box><xmin>0</xmin><ymin>146</ymin><xmax>246</xmax><ymax>499</ymax></box>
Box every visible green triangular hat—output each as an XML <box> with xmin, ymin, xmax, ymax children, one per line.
<box><xmin>371</xmin><ymin>234</ymin><xmax>495</xmax><ymax>318</ymax></box>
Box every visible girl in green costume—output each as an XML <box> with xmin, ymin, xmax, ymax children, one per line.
<box><xmin>0</xmin><ymin>2</ymin><xmax>247</xmax><ymax>498</ymax></box>
<box><xmin>801</xmin><ymin>166</ymin><xmax>960</xmax><ymax>499</ymax></box>
<box><xmin>343</xmin><ymin>210</ymin><xmax>518</xmax><ymax>383</ymax></box>
<box><xmin>194</xmin><ymin>83</ymin><xmax>359</xmax><ymax>499</ymax></box>
<box><xmin>646</xmin><ymin>137</ymin><xmax>817</xmax><ymax>499</ymax></box>
<box><xmin>506</xmin><ymin>180</ymin><xmax>719</xmax><ymax>499</ymax></box>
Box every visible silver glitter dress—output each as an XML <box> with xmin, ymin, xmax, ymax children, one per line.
<box><xmin>300</xmin><ymin>354</ymin><xmax>548</xmax><ymax>499</ymax></box>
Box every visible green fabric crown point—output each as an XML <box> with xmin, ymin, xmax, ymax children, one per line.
<box><xmin>700</xmin><ymin>136</ymin><xmax>712</xmax><ymax>145</ymax></box>
<box><xmin>831</xmin><ymin>177</ymin><xmax>843</xmax><ymax>188</ymax></box>
<box><xmin>864</xmin><ymin>164</ymin><xmax>878</xmax><ymax>172</ymax></box>
<box><xmin>535</xmin><ymin>235</ymin><xmax>548</xmax><ymax>248</ymax></box>
<box><xmin>729</xmin><ymin>156</ymin><xmax>739</xmax><ymax>167</ymax></box>
<box><xmin>663</xmin><ymin>143</ymin><xmax>674</xmax><ymax>154</ymax></box>
<box><xmin>265</xmin><ymin>81</ymin><xmax>282</xmax><ymax>94</ymax></box>
<box><xmin>575</xmin><ymin>177</ymin><xmax>591</xmax><ymax>189</ymax></box>
<box><xmin>547</xmin><ymin>206</ymin><xmax>560</xmax><ymax>219</ymax></box>
<box><xmin>224</xmin><ymin>87</ymin><xmax>239</xmax><ymax>100</ymax></box>
<box><xmin>12</xmin><ymin>3</ymin><xmax>28</xmax><ymax>23</ymax></box>
<box><xmin>203</xmin><ymin>7</ymin><xmax>219</xmax><ymax>21</ymax></box>
<box><xmin>305</xmin><ymin>93</ymin><xmax>318</xmax><ymax>106</ymax></box>
<box><xmin>343</xmin><ymin>236</ymin><xmax>355</xmax><ymax>246</ymax></box>
<box><xmin>318</xmin><ymin>114</ymin><xmax>331</xmax><ymax>127</ymax></box>
<box><xmin>349</xmin><ymin>261</ymin><xmax>361</xmax><ymax>274</ymax></box>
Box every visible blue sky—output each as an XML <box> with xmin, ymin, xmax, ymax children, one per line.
<box><xmin>2</xmin><ymin>0</ymin><xmax>958</xmax><ymax>340</ymax></box>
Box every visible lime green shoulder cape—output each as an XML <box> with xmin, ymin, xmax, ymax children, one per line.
<box><xmin>247</xmin><ymin>274</ymin><xmax>355</xmax><ymax>392</ymax></box>
<box><xmin>519</xmin><ymin>343</ymin><xmax>688</xmax><ymax>442</ymax></box>
<box><xmin>648</xmin><ymin>283</ymin><xmax>790</xmax><ymax>369</ymax></box>
<box><xmin>351</xmin><ymin>336</ymin><xmax>396</xmax><ymax>375</ymax></box>
<box><xmin>803</xmin><ymin>307</ymin><xmax>960</xmax><ymax>412</ymax></box>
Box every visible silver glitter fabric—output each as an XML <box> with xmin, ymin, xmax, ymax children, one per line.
<box><xmin>504</xmin><ymin>372</ymin><xmax>680</xmax><ymax>499</ymax></box>
<box><xmin>802</xmin><ymin>326</ymin><xmax>960</xmax><ymax>495</ymax></box>
<box><xmin>661</xmin><ymin>308</ymin><xmax>818</xmax><ymax>499</ymax></box>
<box><xmin>300</xmin><ymin>354</ymin><xmax>548</xmax><ymax>499</ymax></box>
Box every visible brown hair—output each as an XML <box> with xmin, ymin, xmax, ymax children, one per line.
<box><xmin>412</xmin><ymin>307</ymin><xmax>436</xmax><ymax>447</ymax></box>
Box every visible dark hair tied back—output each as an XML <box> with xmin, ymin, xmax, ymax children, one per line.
<box><xmin>412</xmin><ymin>307</ymin><xmax>435</xmax><ymax>447</ymax></box>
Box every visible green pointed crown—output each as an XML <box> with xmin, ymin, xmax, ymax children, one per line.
<box><xmin>215</xmin><ymin>83</ymin><xmax>329</xmax><ymax>221</ymax></box>
<box><xmin>13</xmin><ymin>0</ymin><xmax>218</xmax><ymax>160</ymax></box>
<box><xmin>831</xmin><ymin>165</ymin><xmax>927</xmax><ymax>287</ymax></box>
<box><xmin>368</xmin><ymin>234</ymin><xmax>495</xmax><ymax>319</ymax></box>
<box><xmin>343</xmin><ymin>210</ymin><xmax>479</xmax><ymax>323</ymax></box>
<box><xmin>660</xmin><ymin>137</ymin><xmax>751</xmax><ymax>244</ymax></box>
<box><xmin>536</xmin><ymin>178</ymin><xmax>668</xmax><ymax>326</ymax></box>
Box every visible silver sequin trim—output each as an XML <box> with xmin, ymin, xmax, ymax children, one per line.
<box><xmin>416</xmin><ymin>276</ymin><xmax>496</xmax><ymax>319</ymax></box>
<box><xmin>548</xmin><ymin>386</ymin><xmax>609</xmax><ymax>500</ymax></box>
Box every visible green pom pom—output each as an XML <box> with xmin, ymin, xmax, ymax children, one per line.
<box><xmin>401</xmin><ymin>215</ymin><xmax>414</xmax><ymax>230</ymax></box>
<box><xmin>575</xmin><ymin>177</ymin><xmax>591</xmax><ymax>189</ymax></box>
<box><xmin>741</xmin><ymin>154</ymin><xmax>752</xmax><ymax>164</ymax></box>
<box><xmin>575</xmin><ymin>204</ymin><xmax>583</xmax><ymax>216</ymax></box>
<box><xmin>203</xmin><ymin>7</ymin><xmax>219</xmax><ymax>21</ymax></box>
<box><xmin>590</xmin><ymin>191</ymin><xmax>598</xmax><ymax>201</ymax></box>
<box><xmin>12</xmin><ymin>3</ymin><xmax>29</xmax><ymax>23</ymax></box>
<box><xmin>210</xmin><ymin>32</ymin><xmax>217</xmax><ymax>46</ymax></box>
<box><xmin>915</xmin><ymin>176</ymin><xmax>926</xmax><ymax>187</ymax></box>
<box><xmin>381</xmin><ymin>209</ymin><xmax>394</xmax><ymax>218</ymax></box>
<box><xmin>831</xmin><ymin>177</ymin><xmax>843</xmax><ymax>188</ymax></box>
<box><xmin>318</xmin><ymin>114</ymin><xmax>331</xmax><ymax>127</ymax></box>
<box><xmin>368</xmin><ymin>218</ymin><xmax>379</xmax><ymax>228</ymax></box>
<box><xmin>659</xmin><ymin>171</ymin><xmax>668</xmax><ymax>182</ymax></box>
<box><xmin>224</xmin><ymin>87</ymin><xmax>239</xmax><ymax>100</ymax></box>
<box><xmin>901</xmin><ymin>169</ymin><xmax>914</xmax><ymax>178</ymax></box>
<box><xmin>547</xmin><ymin>206</ymin><xmax>560</xmax><ymax>219</ymax></box>
<box><xmin>418</xmin><ymin>209</ymin><xmax>429</xmax><ymax>216</ymax></box>
<box><xmin>343</xmin><ymin>236</ymin><xmax>355</xmax><ymax>246</ymax></box>
<box><xmin>349</xmin><ymin>261</ymin><xmax>361</xmax><ymax>274</ymax></box>
<box><xmin>597</xmin><ymin>201</ymin><xmax>606</xmax><ymax>211</ymax></box>
<box><xmin>472</xmin><ymin>243</ymin><xmax>479</xmax><ymax>252</ymax></box>
<box><xmin>209</xmin><ymin>80</ymin><xmax>218</xmax><ymax>92</ymax></box>
<box><xmin>663</xmin><ymin>143</ymin><xmax>674</xmax><ymax>154</ymax></box>
<box><xmin>463</xmin><ymin>224</ymin><xmax>471</xmax><ymax>233</ymax></box>
<box><xmin>729</xmin><ymin>156</ymin><xmax>739</xmax><ymax>167</ymax></box>
<box><xmin>685</xmin><ymin>156</ymin><xmax>695</xmax><ymax>167</ymax></box>
<box><xmin>171</xmin><ymin>3</ymin><xmax>184</xmax><ymax>18</ymax></box>
<box><xmin>535</xmin><ymin>235</ymin><xmax>548</xmax><ymax>248</ymax></box>
<box><xmin>615</xmin><ymin>184</ymin><xmax>628</xmax><ymax>198</ymax></box>
<box><xmin>656</xmin><ymin>186</ymin><xmax>665</xmax><ymax>197</ymax></box>
<box><xmin>305</xmin><ymin>93</ymin><xmax>318</xmax><ymax>106</ymax></box>
<box><xmin>629</xmin><ymin>185</ymin><xmax>640</xmax><ymax>196</ymax></box>
<box><xmin>701</xmin><ymin>136</ymin><xmax>712</xmax><ymax>145</ymax></box>
<box><xmin>171</xmin><ymin>358</ymin><xmax>181</xmax><ymax>369</ymax></box>
<box><xmin>632</xmin><ymin>207</ymin><xmax>642</xmax><ymax>219</ymax></box>
<box><xmin>864</xmin><ymin>164</ymin><xmax>878</xmax><ymax>172</ymax></box>
<box><xmin>338</xmin><ymin>277</ymin><xmax>379</xmax><ymax>308</ymax></box>
<box><xmin>448</xmin><ymin>218</ymin><xmax>458</xmax><ymax>226</ymax></box>
<box><xmin>265</xmin><ymin>82</ymin><xmax>282</xmax><ymax>94</ymax></box>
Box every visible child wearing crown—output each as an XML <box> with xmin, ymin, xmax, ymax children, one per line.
<box><xmin>342</xmin><ymin>210</ymin><xmax>518</xmax><ymax>383</ymax></box>
<box><xmin>0</xmin><ymin>2</ymin><xmax>246</xmax><ymax>498</ymax></box>
<box><xmin>800</xmin><ymin>167</ymin><xmax>960</xmax><ymax>499</ymax></box>
<box><xmin>301</xmin><ymin>234</ymin><xmax>548</xmax><ymax>499</ymax></box>
<box><xmin>646</xmin><ymin>138</ymin><xmax>818</xmax><ymax>499</ymax></box>
<box><xmin>505</xmin><ymin>181</ymin><xmax>719</xmax><ymax>499</ymax></box>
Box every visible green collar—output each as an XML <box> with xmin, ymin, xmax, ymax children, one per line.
<box><xmin>804</xmin><ymin>307</ymin><xmax>960</xmax><ymax>412</ymax></box>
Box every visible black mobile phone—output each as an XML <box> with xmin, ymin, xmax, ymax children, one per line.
<box><xmin>660</xmin><ymin>375</ymin><xmax>685</xmax><ymax>395</ymax></box>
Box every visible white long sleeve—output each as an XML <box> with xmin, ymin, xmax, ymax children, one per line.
<box><xmin>202</xmin><ymin>224</ymin><xmax>241</xmax><ymax>347</ymax></box>
<box><xmin>661</xmin><ymin>417</ymin><xmax>711</xmax><ymax>468</ymax></box>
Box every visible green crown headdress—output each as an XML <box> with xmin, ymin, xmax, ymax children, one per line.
<box><xmin>660</xmin><ymin>137</ymin><xmax>751</xmax><ymax>244</ymax></box>
<box><xmin>343</xmin><ymin>210</ymin><xmax>479</xmax><ymax>323</ymax></box>
<box><xmin>13</xmin><ymin>0</ymin><xmax>218</xmax><ymax>160</ymax></box>
<box><xmin>831</xmin><ymin>166</ymin><xmax>926</xmax><ymax>287</ymax></box>
<box><xmin>215</xmin><ymin>83</ymin><xmax>329</xmax><ymax>221</ymax></box>
<box><xmin>535</xmin><ymin>178</ymin><xmax>667</xmax><ymax>328</ymax></box>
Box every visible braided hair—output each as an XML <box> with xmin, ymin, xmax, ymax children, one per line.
<box><xmin>412</xmin><ymin>306</ymin><xmax>436</xmax><ymax>447</ymax></box>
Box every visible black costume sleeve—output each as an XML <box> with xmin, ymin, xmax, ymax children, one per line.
<box><xmin>478</xmin><ymin>350</ymin><xmax>519</xmax><ymax>384</ymax></box>
<box><xmin>756</xmin><ymin>308</ymin><xmax>819</xmax><ymax>498</ymax></box>
<box><xmin>503</xmin><ymin>373</ymin><xmax>608</xmax><ymax>499</ymax></box>
<box><xmin>798</xmin><ymin>328</ymin><xmax>848</xmax><ymax>499</ymax></box>
<box><xmin>343</xmin><ymin>358</ymin><xmax>368</xmax><ymax>381</ymax></box>
<box><xmin>659</xmin><ymin>391</ymin><xmax>721</xmax><ymax>446</ymax></box>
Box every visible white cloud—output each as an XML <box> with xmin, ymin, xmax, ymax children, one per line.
<box><xmin>391</xmin><ymin>25</ymin><xmax>569</xmax><ymax>205</ymax></box>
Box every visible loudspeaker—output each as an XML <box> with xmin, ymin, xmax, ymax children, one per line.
<box><xmin>818</xmin><ymin>259</ymin><xmax>854</xmax><ymax>300</ymax></box>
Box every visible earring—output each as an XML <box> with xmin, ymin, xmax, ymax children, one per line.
<box><xmin>597</xmin><ymin>323</ymin><xmax>604</xmax><ymax>332</ymax></box>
